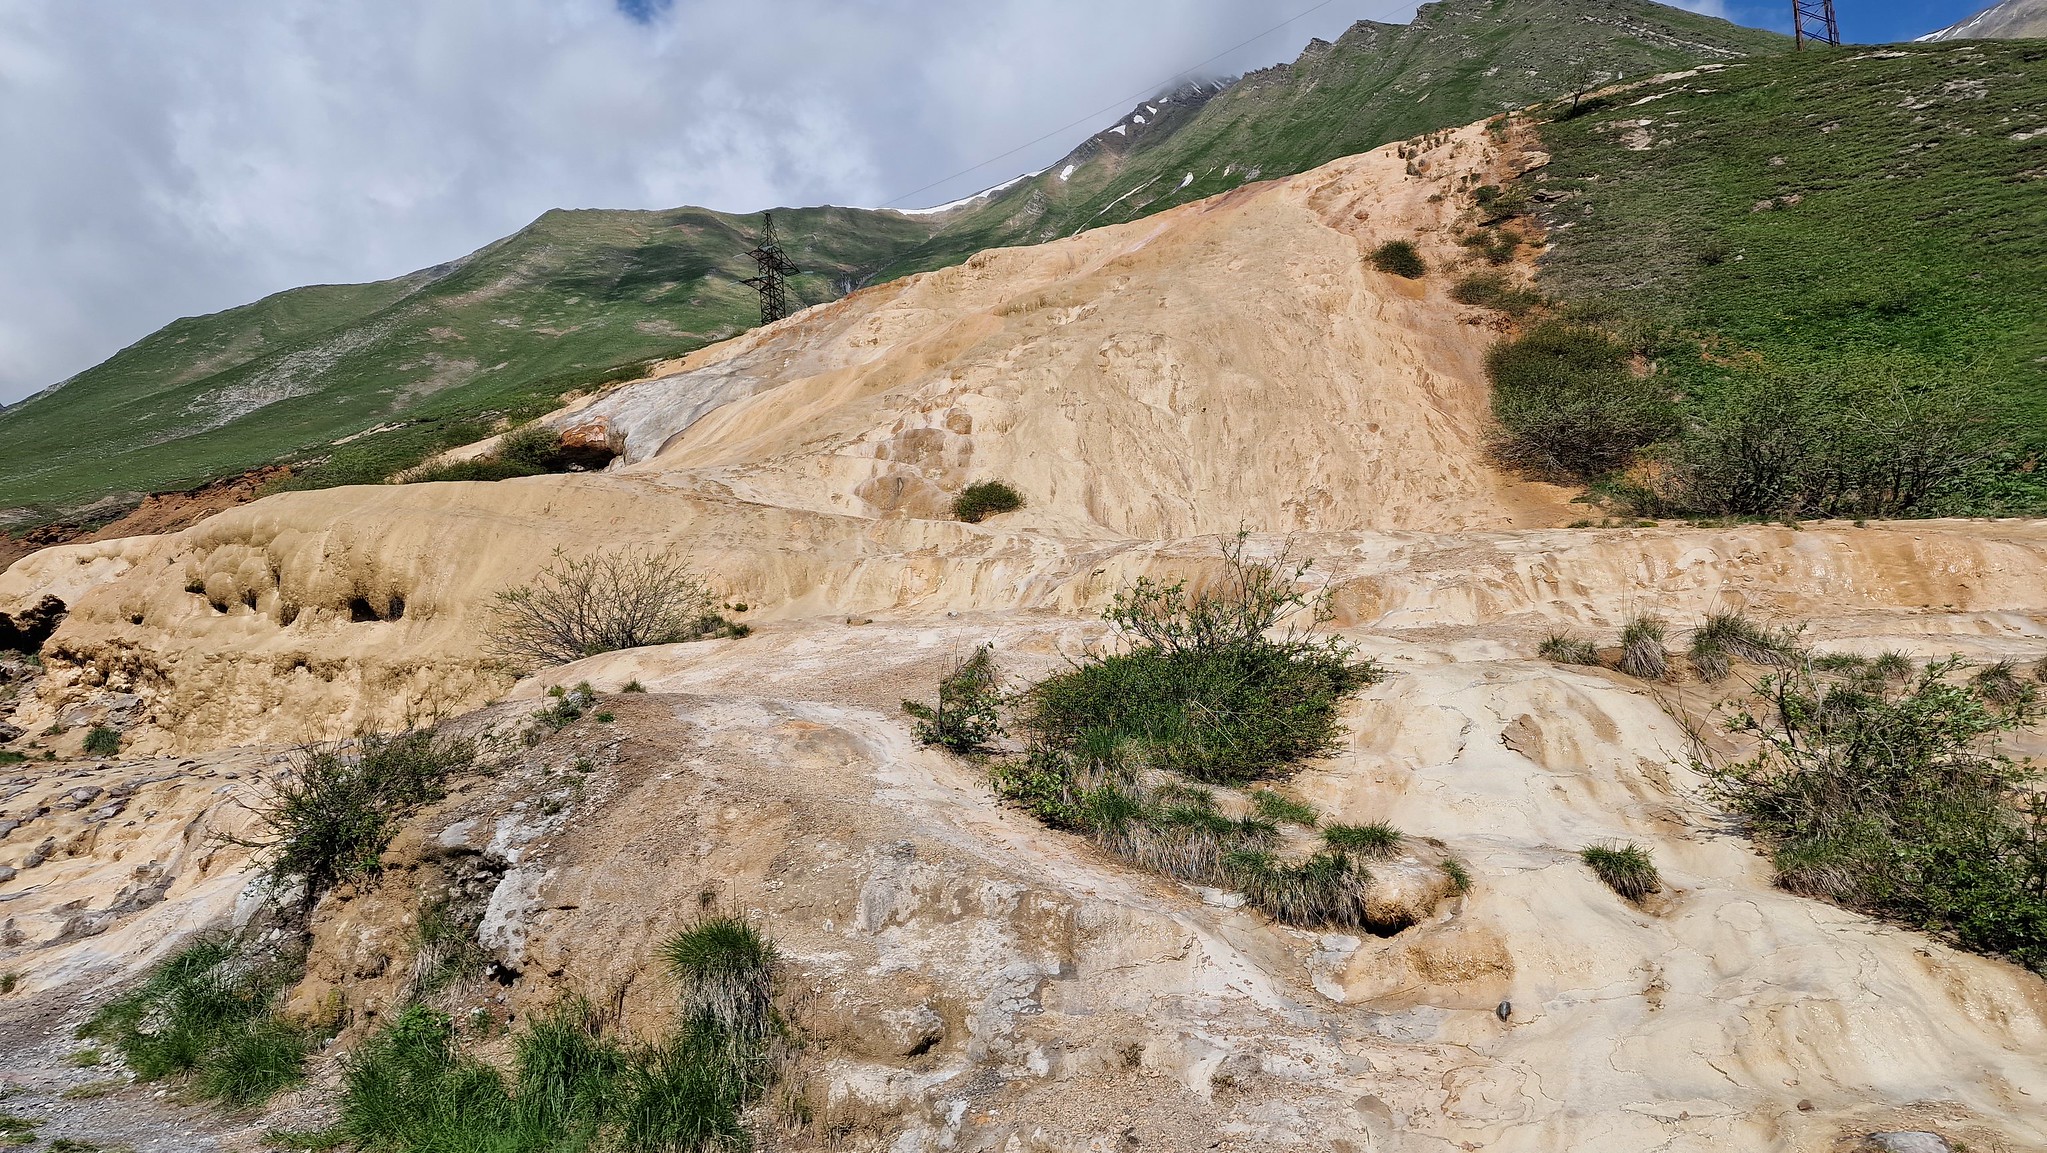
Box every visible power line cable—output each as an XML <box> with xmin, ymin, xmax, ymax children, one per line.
<box><xmin>877</xmin><ymin>0</ymin><xmax>1365</xmax><ymax>209</ymax></box>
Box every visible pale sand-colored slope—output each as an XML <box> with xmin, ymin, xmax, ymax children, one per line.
<box><xmin>1</xmin><ymin>119</ymin><xmax>2045</xmax><ymax>1152</ymax></box>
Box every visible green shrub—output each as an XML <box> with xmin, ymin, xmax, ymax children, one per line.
<box><xmin>952</xmin><ymin>481</ymin><xmax>1024</xmax><ymax>523</ymax></box>
<box><xmin>1251</xmin><ymin>790</ymin><xmax>1320</xmax><ymax>826</ymax></box>
<box><xmin>487</xmin><ymin>548</ymin><xmax>740</xmax><ymax>670</ymax></box>
<box><xmin>1369</xmin><ymin>240</ymin><xmax>1427</xmax><ymax>279</ymax></box>
<box><xmin>405</xmin><ymin>423</ymin><xmax>615</xmax><ymax>485</ymax></box>
<box><xmin>1451</xmin><ymin>271</ymin><xmax>1543</xmax><ymax>315</ymax></box>
<box><xmin>0</xmin><ymin>751</ymin><xmax>25</xmax><ymax>766</ymax></box>
<box><xmin>81</xmin><ymin>726</ymin><xmax>121</xmax><ymax>757</ymax></box>
<box><xmin>996</xmin><ymin>534</ymin><xmax>1385</xmax><ymax>928</ymax></box>
<box><xmin>79</xmin><ymin>936</ymin><xmax>309</xmax><ymax>1107</ymax></box>
<box><xmin>1538</xmin><ymin>631</ymin><xmax>1599</xmax><ymax>665</ymax></box>
<box><xmin>1709</xmin><ymin>657</ymin><xmax>2047</xmax><ymax>970</ymax></box>
<box><xmin>1687</xmin><ymin>612</ymin><xmax>1798</xmax><ymax>681</ymax></box>
<box><xmin>903</xmin><ymin>645</ymin><xmax>1004</xmax><ymax>755</ymax></box>
<box><xmin>254</xmin><ymin>731</ymin><xmax>474</xmax><ymax>904</ymax></box>
<box><xmin>1487</xmin><ymin>321</ymin><xmax>1677</xmax><ymax>481</ymax></box>
<box><xmin>1656</xmin><ymin>368</ymin><xmax>2000</xmax><ymax>519</ymax></box>
<box><xmin>1580</xmin><ymin>843</ymin><xmax>1660</xmax><ymax>901</ymax></box>
<box><xmin>1323</xmin><ymin>821</ymin><xmax>1402</xmax><ymax>858</ymax></box>
<box><xmin>1617</xmin><ymin>615</ymin><xmax>1669</xmax><ymax>681</ymax></box>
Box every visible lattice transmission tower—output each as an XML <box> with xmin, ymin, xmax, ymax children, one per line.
<box><xmin>741</xmin><ymin>212</ymin><xmax>800</xmax><ymax>325</ymax></box>
<box><xmin>1792</xmin><ymin>0</ymin><xmax>1840</xmax><ymax>48</ymax></box>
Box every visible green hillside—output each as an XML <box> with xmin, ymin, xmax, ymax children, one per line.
<box><xmin>876</xmin><ymin>0</ymin><xmax>1786</xmax><ymax>280</ymax></box>
<box><xmin>0</xmin><ymin>0</ymin><xmax>1790</xmax><ymax>527</ymax></box>
<box><xmin>0</xmin><ymin>207</ymin><xmax>935</xmax><ymax>522</ymax></box>
<box><xmin>1525</xmin><ymin>40</ymin><xmax>2047</xmax><ymax>512</ymax></box>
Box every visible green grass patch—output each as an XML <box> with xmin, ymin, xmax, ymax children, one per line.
<box><xmin>1452</xmin><ymin>270</ymin><xmax>1543</xmax><ymax>315</ymax></box>
<box><xmin>1323</xmin><ymin>821</ymin><xmax>1403</xmax><ymax>858</ymax></box>
<box><xmin>334</xmin><ymin>914</ymin><xmax>783</xmax><ymax>1153</ymax></box>
<box><xmin>79</xmin><ymin>936</ymin><xmax>310</xmax><ymax>1108</ymax></box>
<box><xmin>1538</xmin><ymin>631</ymin><xmax>1600</xmax><ymax>665</ymax></box>
<box><xmin>990</xmin><ymin>534</ymin><xmax>1390</xmax><ymax>929</ymax></box>
<box><xmin>1530</xmin><ymin>42</ymin><xmax>2047</xmax><ymax>516</ymax></box>
<box><xmin>82</xmin><ymin>726</ymin><xmax>121</xmax><ymax>757</ymax></box>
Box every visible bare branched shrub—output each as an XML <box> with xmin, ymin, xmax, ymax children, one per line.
<box><xmin>486</xmin><ymin>547</ymin><xmax>740</xmax><ymax>669</ymax></box>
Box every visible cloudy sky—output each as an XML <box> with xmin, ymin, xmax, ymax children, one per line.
<box><xmin>0</xmin><ymin>0</ymin><xmax>1985</xmax><ymax>404</ymax></box>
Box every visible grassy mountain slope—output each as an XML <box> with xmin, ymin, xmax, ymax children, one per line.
<box><xmin>877</xmin><ymin>0</ymin><xmax>1787</xmax><ymax>280</ymax></box>
<box><xmin>1527</xmin><ymin>41</ymin><xmax>2047</xmax><ymax>509</ymax></box>
<box><xmin>1920</xmin><ymin>0</ymin><xmax>2047</xmax><ymax>41</ymax></box>
<box><xmin>0</xmin><ymin>207</ymin><xmax>935</xmax><ymax>522</ymax></box>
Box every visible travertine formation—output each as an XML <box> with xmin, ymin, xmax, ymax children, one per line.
<box><xmin>3</xmin><ymin>121</ymin><xmax>2044</xmax><ymax>1151</ymax></box>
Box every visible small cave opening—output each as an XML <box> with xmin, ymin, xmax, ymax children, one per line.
<box><xmin>348</xmin><ymin>597</ymin><xmax>379</xmax><ymax>623</ymax></box>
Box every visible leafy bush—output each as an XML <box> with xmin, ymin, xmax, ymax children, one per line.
<box><xmin>1687</xmin><ymin>612</ymin><xmax>1797</xmax><ymax>681</ymax></box>
<box><xmin>1538</xmin><ymin>631</ymin><xmax>1599</xmax><ymax>665</ymax></box>
<box><xmin>487</xmin><ymin>547</ymin><xmax>741</xmax><ymax>670</ymax></box>
<box><xmin>254</xmin><ymin>731</ymin><xmax>474</xmax><ymax>905</ymax></box>
<box><xmin>1617</xmin><ymin>615</ymin><xmax>1669</xmax><ymax>681</ymax></box>
<box><xmin>1323</xmin><ymin>821</ymin><xmax>1402</xmax><ymax>858</ymax></box>
<box><xmin>994</xmin><ymin>535</ymin><xmax>1385</xmax><ymax>928</ymax></box>
<box><xmin>903</xmin><ymin>645</ymin><xmax>1004</xmax><ymax>755</ymax></box>
<box><xmin>81</xmin><ymin>726</ymin><xmax>121</xmax><ymax>756</ymax></box>
<box><xmin>79</xmin><ymin>936</ymin><xmax>310</xmax><ymax>1107</ymax></box>
<box><xmin>336</xmin><ymin>916</ymin><xmax>781</xmax><ymax>1152</ymax></box>
<box><xmin>1656</xmin><ymin>367</ymin><xmax>1999</xmax><ymax>518</ymax></box>
<box><xmin>952</xmin><ymin>481</ymin><xmax>1024</xmax><ymax>523</ymax></box>
<box><xmin>1580</xmin><ymin>843</ymin><xmax>1660</xmax><ymax>901</ymax></box>
<box><xmin>1709</xmin><ymin>657</ymin><xmax>2047</xmax><ymax>970</ymax></box>
<box><xmin>1487</xmin><ymin>322</ymin><xmax>1677</xmax><ymax>481</ymax></box>
<box><xmin>1369</xmin><ymin>240</ymin><xmax>1427</xmax><ymax>279</ymax></box>
<box><xmin>1451</xmin><ymin>271</ymin><xmax>1543</xmax><ymax>316</ymax></box>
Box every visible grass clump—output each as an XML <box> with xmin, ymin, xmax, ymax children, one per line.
<box><xmin>81</xmin><ymin>725</ymin><xmax>121</xmax><ymax>756</ymax></box>
<box><xmin>1709</xmin><ymin>656</ymin><xmax>2047</xmax><ymax>971</ymax></box>
<box><xmin>1368</xmin><ymin>239</ymin><xmax>1427</xmax><ymax>279</ymax></box>
<box><xmin>1617</xmin><ymin>615</ymin><xmax>1669</xmax><ymax>681</ymax></box>
<box><xmin>1687</xmin><ymin>611</ymin><xmax>1797</xmax><ymax>681</ymax></box>
<box><xmin>1580</xmin><ymin>842</ymin><xmax>1660</xmax><ymax>901</ymax></box>
<box><xmin>1440</xmin><ymin>858</ymin><xmax>1473</xmax><ymax>894</ymax></box>
<box><xmin>1251</xmin><ymin>790</ymin><xmax>1320</xmax><ymax>826</ymax></box>
<box><xmin>0</xmin><ymin>1115</ymin><xmax>34</xmax><ymax>1147</ymax></box>
<box><xmin>1538</xmin><ymin>631</ymin><xmax>1599</xmax><ymax>665</ymax></box>
<box><xmin>952</xmin><ymin>480</ymin><xmax>1024</xmax><ymax>523</ymax></box>
<box><xmin>487</xmin><ymin>547</ymin><xmax>744</xmax><ymax>670</ymax></box>
<box><xmin>335</xmin><ymin>914</ymin><xmax>781</xmax><ymax>1152</ymax></box>
<box><xmin>251</xmin><ymin>730</ymin><xmax>475</xmax><ymax>905</ymax></box>
<box><xmin>903</xmin><ymin>645</ymin><xmax>1003</xmax><ymax>755</ymax></box>
<box><xmin>1451</xmin><ymin>270</ymin><xmax>1543</xmax><ymax>316</ymax></box>
<box><xmin>79</xmin><ymin>936</ymin><xmax>310</xmax><ymax>1107</ymax></box>
<box><xmin>1486</xmin><ymin>321</ymin><xmax>1677</xmax><ymax>482</ymax></box>
<box><xmin>1323</xmin><ymin>821</ymin><xmax>1402</xmax><ymax>859</ymax></box>
<box><xmin>405</xmin><ymin>423</ymin><xmax>613</xmax><ymax>484</ymax></box>
<box><xmin>993</xmin><ymin>533</ymin><xmax>1387</xmax><ymax>928</ymax></box>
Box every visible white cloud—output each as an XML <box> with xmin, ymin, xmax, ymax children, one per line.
<box><xmin>0</xmin><ymin>0</ymin><xmax>1415</xmax><ymax>403</ymax></box>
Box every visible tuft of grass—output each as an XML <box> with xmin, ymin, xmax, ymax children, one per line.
<box><xmin>1617</xmin><ymin>615</ymin><xmax>1668</xmax><ymax>681</ymax></box>
<box><xmin>952</xmin><ymin>480</ymin><xmax>1025</xmax><ymax>524</ymax></box>
<box><xmin>1538</xmin><ymin>631</ymin><xmax>1599</xmax><ymax>665</ymax></box>
<box><xmin>0</xmin><ymin>973</ymin><xmax>19</xmax><ymax>995</ymax></box>
<box><xmin>0</xmin><ymin>751</ymin><xmax>22</xmax><ymax>766</ymax></box>
<box><xmin>65</xmin><ymin>1048</ymin><xmax>102</xmax><ymax>1068</ymax></box>
<box><xmin>622</xmin><ymin>680</ymin><xmax>647</xmax><ymax>693</ymax></box>
<box><xmin>1688</xmin><ymin>611</ymin><xmax>1798</xmax><ymax>681</ymax></box>
<box><xmin>661</xmin><ymin>914</ymin><xmax>778</xmax><ymax>1047</ymax></box>
<box><xmin>1581</xmin><ymin>842</ymin><xmax>1660</xmax><ymax>902</ymax></box>
<box><xmin>82</xmin><ymin>726</ymin><xmax>121</xmax><ymax>757</ymax></box>
<box><xmin>1225</xmin><ymin>849</ymin><xmax>1378</xmax><ymax>929</ymax></box>
<box><xmin>1323</xmin><ymin>821</ymin><xmax>1403</xmax><ymax>859</ymax></box>
<box><xmin>1251</xmin><ymin>790</ymin><xmax>1320</xmax><ymax>827</ymax></box>
<box><xmin>1973</xmin><ymin>660</ymin><xmax>2034</xmax><ymax>710</ymax></box>
<box><xmin>1440</xmin><ymin>858</ymin><xmax>1473</xmax><ymax>894</ymax></box>
<box><xmin>59</xmin><ymin>1080</ymin><xmax>127</xmax><ymax>1101</ymax></box>
<box><xmin>78</xmin><ymin>936</ymin><xmax>309</xmax><ymax>1107</ymax></box>
<box><xmin>1369</xmin><ymin>239</ymin><xmax>1427</xmax><ymax>279</ymax></box>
